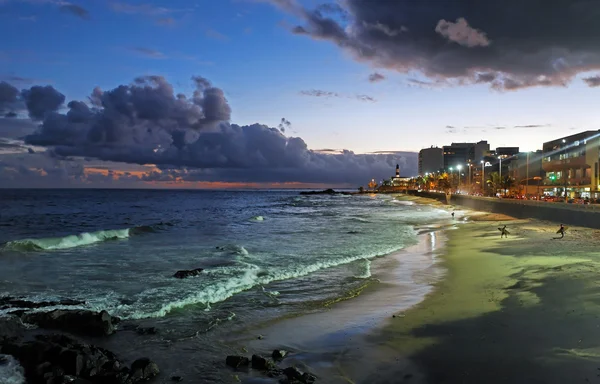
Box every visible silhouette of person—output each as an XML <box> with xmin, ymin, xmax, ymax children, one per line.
<box><xmin>556</xmin><ymin>224</ymin><xmax>566</xmax><ymax>239</ymax></box>
<box><xmin>498</xmin><ymin>225</ymin><xmax>509</xmax><ymax>238</ymax></box>
<box><xmin>451</xmin><ymin>211</ymin><xmax>455</xmax><ymax>219</ymax></box>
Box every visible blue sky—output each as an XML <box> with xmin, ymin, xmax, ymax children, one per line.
<box><xmin>1</xmin><ymin>0</ymin><xmax>600</xmax><ymax>187</ymax></box>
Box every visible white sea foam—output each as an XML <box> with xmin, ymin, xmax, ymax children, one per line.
<box><xmin>0</xmin><ymin>355</ymin><xmax>25</xmax><ymax>384</ymax></box>
<box><xmin>4</xmin><ymin>228</ymin><xmax>130</xmax><ymax>251</ymax></box>
<box><xmin>249</xmin><ymin>216</ymin><xmax>264</xmax><ymax>222</ymax></box>
<box><xmin>354</xmin><ymin>259</ymin><xmax>372</xmax><ymax>279</ymax></box>
<box><xmin>122</xmin><ymin>245</ymin><xmax>403</xmax><ymax>319</ymax></box>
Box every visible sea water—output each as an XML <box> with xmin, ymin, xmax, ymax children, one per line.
<box><xmin>0</xmin><ymin>189</ymin><xmax>448</xmax><ymax>382</ymax></box>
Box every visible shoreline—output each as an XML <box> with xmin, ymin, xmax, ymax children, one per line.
<box><xmin>222</xmin><ymin>223</ymin><xmax>449</xmax><ymax>383</ymax></box>
<box><xmin>370</xmin><ymin>202</ymin><xmax>600</xmax><ymax>383</ymax></box>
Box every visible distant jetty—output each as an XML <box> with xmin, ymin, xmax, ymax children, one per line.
<box><xmin>299</xmin><ymin>189</ymin><xmax>354</xmax><ymax>196</ymax></box>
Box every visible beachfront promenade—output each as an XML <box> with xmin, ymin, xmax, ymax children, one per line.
<box><xmin>409</xmin><ymin>191</ymin><xmax>600</xmax><ymax>229</ymax></box>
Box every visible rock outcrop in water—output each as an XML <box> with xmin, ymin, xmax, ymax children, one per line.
<box><xmin>1</xmin><ymin>333</ymin><xmax>159</xmax><ymax>384</ymax></box>
<box><xmin>22</xmin><ymin>309</ymin><xmax>120</xmax><ymax>337</ymax></box>
<box><xmin>225</xmin><ymin>353</ymin><xmax>317</xmax><ymax>383</ymax></box>
<box><xmin>299</xmin><ymin>189</ymin><xmax>352</xmax><ymax>196</ymax></box>
<box><xmin>0</xmin><ymin>296</ymin><xmax>85</xmax><ymax>311</ymax></box>
<box><xmin>173</xmin><ymin>268</ymin><xmax>204</xmax><ymax>279</ymax></box>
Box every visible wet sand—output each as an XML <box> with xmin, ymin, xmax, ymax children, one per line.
<box><xmin>219</xmin><ymin>194</ymin><xmax>600</xmax><ymax>384</ymax></box>
<box><xmin>224</xmin><ymin>228</ymin><xmax>447</xmax><ymax>384</ymax></box>
<box><xmin>371</xmin><ymin>215</ymin><xmax>600</xmax><ymax>384</ymax></box>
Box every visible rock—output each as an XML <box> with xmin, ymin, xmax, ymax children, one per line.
<box><xmin>0</xmin><ymin>333</ymin><xmax>138</xmax><ymax>384</ymax></box>
<box><xmin>0</xmin><ymin>315</ymin><xmax>26</xmax><ymax>341</ymax></box>
<box><xmin>302</xmin><ymin>372</ymin><xmax>317</xmax><ymax>383</ymax></box>
<box><xmin>272</xmin><ymin>350</ymin><xmax>287</xmax><ymax>360</ymax></box>
<box><xmin>282</xmin><ymin>367</ymin><xmax>317</xmax><ymax>383</ymax></box>
<box><xmin>129</xmin><ymin>357</ymin><xmax>160</xmax><ymax>382</ymax></box>
<box><xmin>135</xmin><ymin>327</ymin><xmax>158</xmax><ymax>336</ymax></box>
<box><xmin>251</xmin><ymin>355</ymin><xmax>275</xmax><ymax>371</ymax></box>
<box><xmin>171</xmin><ymin>376</ymin><xmax>183</xmax><ymax>382</ymax></box>
<box><xmin>257</xmin><ymin>335</ymin><xmax>264</xmax><ymax>340</ymax></box>
<box><xmin>173</xmin><ymin>268</ymin><xmax>204</xmax><ymax>279</ymax></box>
<box><xmin>283</xmin><ymin>367</ymin><xmax>303</xmax><ymax>381</ymax></box>
<box><xmin>225</xmin><ymin>355</ymin><xmax>250</xmax><ymax>369</ymax></box>
<box><xmin>0</xmin><ymin>296</ymin><xmax>85</xmax><ymax>311</ymax></box>
<box><xmin>22</xmin><ymin>309</ymin><xmax>119</xmax><ymax>337</ymax></box>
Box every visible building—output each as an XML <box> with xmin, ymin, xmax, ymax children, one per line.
<box><xmin>474</xmin><ymin>141</ymin><xmax>491</xmax><ymax>163</ymax></box>
<box><xmin>508</xmin><ymin>150</ymin><xmax>545</xmax><ymax>196</ymax></box>
<box><xmin>443</xmin><ymin>143</ymin><xmax>474</xmax><ymax>170</ymax></box>
<box><xmin>418</xmin><ymin>146</ymin><xmax>443</xmax><ymax>175</ymax></box>
<box><xmin>495</xmin><ymin>147</ymin><xmax>520</xmax><ymax>158</ymax></box>
<box><xmin>541</xmin><ymin>130</ymin><xmax>600</xmax><ymax>198</ymax></box>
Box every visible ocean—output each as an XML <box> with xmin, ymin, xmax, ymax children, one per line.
<box><xmin>0</xmin><ymin>189</ymin><xmax>448</xmax><ymax>383</ymax></box>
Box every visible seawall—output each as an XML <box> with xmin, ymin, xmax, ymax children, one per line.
<box><xmin>408</xmin><ymin>190</ymin><xmax>600</xmax><ymax>229</ymax></box>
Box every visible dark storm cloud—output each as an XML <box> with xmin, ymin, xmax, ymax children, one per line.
<box><xmin>21</xmin><ymin>85</ymin><xmax>65</xmax><ymax>120</ymax></box>
<box><xmin>0</xmin><ymin>81</ymin><xmax>20</xmax><ymax>114</ymax></box>
<box><xmin>59</xmin><ymin>3</ymin><xmax>90</xmax><ymax>20</ymax></box>
<box><xmin>278</xmin><ymin>118</ymin><xmax>291</xmax><ymax>133</ymax></box>
<box><xmin>299</xmin><ymin>89</ymin><xmax>339</xmax><ymax>97</ymax></box>
<box><xmin>368</xmin><ymin>73</ymin><xmax>385</xmax><ymax>83</ymax></box>
<box><xmin>583</xmin><ymin>75</ymin><xmax>600</xmax><ymax>87</ymax></box>
<box><xmin>266</xmin><ymin>0</ymin><xmax>600</xmax><ymax>90</ymax></box>
<box><xmin>21</xmin><ymin>75</ymin><xmax>417</xmax><ymax>183</ymax></box>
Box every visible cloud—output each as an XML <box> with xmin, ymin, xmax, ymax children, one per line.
<box><xmin>513</xmin><ymin>124</ymin><xmax>550</xmax><ymax>128</ymax></box>
<box><xmin>19</xmin><ymin>75</ymin><xmax>417</xmax><ymax>184</ymax></box>
<box><xmin>435</xmin><ymin>18</ymin><xmax>490</xmax><ymax>48</ymax></box>
<box><xmin>127</xmin><ymin>47</ymin><xmax>166</xmax><ymax>59</ymax></box>
<box><xmin>59</xmin><ymin>3</ymin><xmax>90</xmax><ymax>20</ymax></box>
<box><xmin>265</xmin><ymin>0</ymin><xmax>600</xmax><ymax>91</ymax></box>
<box><xmin>494</xmin><ymin>126</ymin><xmax>506</xmax><ymax>130</ymax></box>
<box><xmin>278</xmin><ymin>117</ymin><xmax>291</xmax><ymax>133</ymax></box>
<box><xmin>21</xmin><ymin>85</ymin><xmax>65</xmax><ymax>120</ymax></box>
<box><xmin>0</xmin><ymin>81</ymin><xmax>21</xmax><ymax>114</ymax></box>
<box><xmin>445</xmin><ymin>125</ymin><xmax>455</xmax><ymax>129</ymax></box>
<box><xmin>205</xmin><ymin>29</ymin><xmax>229</xmax><ymax>41</ymax></box>
<box><xmin>583</xmin><ymin>75</ymin><xmax>600</xmax><ymax>87</ymax></box>
<box><xmin>299</xmin><ymin>89</ymin><xmax>339</xmax><ymax>97</ymax></box>
<box><xmin>156</xmin><ymin>17</ymin><xmax>175</xmax><ymax>26</ymax></box>
<box><xmin>109</xmin><ymin>2</ymin><xmax>174</xmax><ymax>15</ymax></box>
<box><xmin>368</xmin><ymin>73</ymin><xmax>385</xmax><ymax>83</ymax></box>
<box><xmin>355</xmin><ymin>94</ymin><xmax>375</xmax><ymax>102</ymax></box>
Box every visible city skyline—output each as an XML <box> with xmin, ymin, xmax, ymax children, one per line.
<box><xmin>1</xmin><ymin>0</ymin><xmax>600</xmax><ymax>188</ymax></box>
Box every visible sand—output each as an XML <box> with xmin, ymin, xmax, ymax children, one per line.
<box><xmin>371</xmin><ymin>216</ymin><xmax>600</xmax><ymax>384</ymax></box>
<box><xmin>226</xmin><ymin>196</ymin><xmax>600</xmax><ymax>384</ymax></box>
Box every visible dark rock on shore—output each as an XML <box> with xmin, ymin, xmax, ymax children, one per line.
<box><xmin>22</xmin><ymin>309</ymin><xmax>120</xmax><ymax>337</ymax></box>
<box><xmin>129</xmin><ymin>358</ymin><xmax>160</xmax><ymax>382</ymax></box>
<box><xmin>251</xmin><ymin>355</ymin><xmax>276</xmax><ymax>371</ymax></box>
<box><xmin>0</xmin><ymin>296</ymin><xmax>86</xmax><ymax>311</ymax></box>
<box><xmin>173</xmin><ymin>268</ymin><xmax>204</xmax><ymax>279</ymax></box>
<box><xmin>299</xmin><ymin>189</ymin><xmax>352</xmax><ymax>196</ymax></box>
<box><xmin>0</xmin><ymin>315</ymin><xmax>26</xmax><ymax>341</ymax></box>
<box><xmin>225</xmin><ymin>355</ymin><xmax>250</xmax><ymax>369</ymax></box>
<box><xmin>282</xmin><ymin>366</ymin><xmax>317</xmax><ymax>384</ymax></box>
<box><xmin>171</xmin><ymin>376</ymin><xmax>183</xmax><ymax>382</ymax></box>
<box><xmin>272</xmin><ymin>350</ymin><xmax>287</xmax><ymax>360</ymax></box>
<box><xmin>1</xmin><ymin>333</ymin><xmax>159</xmax><ymax>384</ymax></box>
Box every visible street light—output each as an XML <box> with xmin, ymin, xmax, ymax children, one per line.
<box><xmin>481</xmin><ymin>160</ymin><xmax>485</xmax><ymax>195</ymax></box>
<box><xmin>498</xmin><ymin>156</ymin><xmax>503</xmax><ymax>196</ymax></box>
<box><xmin>457</xmin><ymin>165</ymin><xmax>463</xmax><ymax>192</ymax></box>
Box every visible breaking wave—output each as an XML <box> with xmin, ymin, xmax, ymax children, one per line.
<box><xmin>2</xmin><ymin>222</ymin><xmax>173</xmax><ymax>251</ymax></box>
<box><xmin>122</xmin><ymin>245</ymin><xmax>402</xmax><ymax>319</ymax></box>
<box><xmin>249</xmin><ymin>216</ymin><xmax>264</xmax><ymax>222</ymax></box>
<box><xmin>0</xmin><ymin>355</ymin><xmax>25</xmax><ymax>384</ymax></box>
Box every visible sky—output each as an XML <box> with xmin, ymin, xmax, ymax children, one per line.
<box><xmin>1</xmin><ymin>0</ymin><xmax>600</xmax><ymax>188</ymax></box>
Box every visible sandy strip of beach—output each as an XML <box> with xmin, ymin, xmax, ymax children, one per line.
<box><xmin>368</xmin><ymin>207</ymin><xmax>600</xmax><ymax>384</ymax></box>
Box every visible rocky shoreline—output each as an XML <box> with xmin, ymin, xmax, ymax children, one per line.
<box><xmin>1</xmin><ymin>297</ymin><xmax>319</xmax><ymax>383</ymax></box>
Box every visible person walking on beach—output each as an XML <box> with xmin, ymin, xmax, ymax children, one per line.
<box><xmin>451</xmin><ymin>211</ymin><xmax>455</xmax><ymax>219</ymax></box>
<box><xmin>555</xmin><ymin>224</ymin><xmax>566</xmax><ymax>239</ymax></box>
<box><xmin>498</xmin><ymin>225</ymin><xmax>509</xmax><ymax>238</ymax></box>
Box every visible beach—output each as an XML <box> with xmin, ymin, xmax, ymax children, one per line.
<box><xmin>226</xmin><ymin>197</ymin><xmax>600</xmax><ymax>384</ymax></box>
